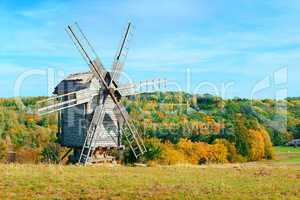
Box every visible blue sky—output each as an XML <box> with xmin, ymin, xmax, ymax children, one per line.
<box><xmin>0</xmin><ymin>0</ymin><xmax>299</xmax><ymax>98</ymax></box>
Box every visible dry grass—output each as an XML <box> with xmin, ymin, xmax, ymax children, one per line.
<box><xmin>0</xmin><ymin>162</ymin><xmax>299</xmax><ymax>200</ymax></box>
<box><xmin>0</xmin><ymin>147</ymin><xmax>299</xmax><ymax>199</ymax></box>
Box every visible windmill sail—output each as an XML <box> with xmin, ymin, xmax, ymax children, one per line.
<box><xmin>78</xmin><ymin>101</ymin><xmax>107</xmax><ymax>165</ymax></box>
<box><xmin>118</xmin><ymin>78</ymin><xmax>168</xmax><ymax>96</ymax></box>
<box><xmin>36</xmin><ymin>89</ymin><xmax>98</xmax><ymax>115</ymax></box>
<box><xmin>111</xmin><ymin>22</ymin><xmax>133</xmax><ymax>84</ymax></box>
<box><xmin>66</xmin><ymin>23</ymin><xmax>106</xmax><ymax>79</ymax></box>
<box><xmin>113</xmin><ymin>104</ymin><xmax>146</xmax><ymax>157</ymax></box>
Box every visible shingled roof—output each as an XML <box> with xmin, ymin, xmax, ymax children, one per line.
<box><xmin>64</xmin><ymin>71</ymin><xmax>94</xmax><ymax>83</ymax></box>
<box><xmin>54</xmin><ymin>71</ymin><xmax>95</xmax><ymax>94</ymax></box>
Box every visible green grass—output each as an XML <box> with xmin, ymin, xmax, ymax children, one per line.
<box><xmin>272</xmin><ymin>146</ymin><xmax>300</xmax><ymax>164</ymax></box>
<box><xmin>273</xmin><ymin>146</ymin><xmax>300</xmax><ymax>153</ymax></box>
<box><xmin>0</xmin><ymin>147</ymin><xmax>299</xmax><ymax>199</ymax></box>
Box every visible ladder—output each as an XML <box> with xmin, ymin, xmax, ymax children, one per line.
<box><xmin>78</xmin><ymin>105</ymin><xmax>105</xmax><ymax>165</ymax></box>
<box><xmin>122</xmin><ymin>124</ymin><xmax>147</xmax><ymax>158</ymax></box>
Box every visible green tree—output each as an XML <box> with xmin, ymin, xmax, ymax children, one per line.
<box><xmin>41</xmin><ymin>143</ymin><xmax>61</xmax><ymax>163</ymax></box>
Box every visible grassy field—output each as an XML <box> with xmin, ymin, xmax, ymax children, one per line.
<box><xmin>270</xmin><ymin>146</ymin><xmax>300</xmax><ymax>164</ymax></box>
<box><xmin>0</xmin><ymin>147</ymin><xmax>299</xmax><ymax>200</ymax></box>
<box><xmin>273</xmin><ymin>146</ymin><xmax>300</xmax><ymax>153</ymax></box>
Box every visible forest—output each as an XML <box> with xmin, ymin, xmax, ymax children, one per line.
<box><xmin>0</xmin><ymin>92</ymin><xmax>299</xmax><ymax>165</ymax></box>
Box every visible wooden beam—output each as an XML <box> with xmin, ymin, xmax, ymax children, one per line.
<box><xmin>59</xmin><ymin>148</ymin><xmax>72</xmax><ymax>163</ymax></box>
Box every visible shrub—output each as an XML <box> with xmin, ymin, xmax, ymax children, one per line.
<box><xmin>41</xmin><ymin>143</ymin><xmax>61</xmax><ymax>163</ymax></box>
<box><xmin>213</xmin><ymin>139</ymin><xmax>245</xmax><ymax>163</ymax></box>
<box><xmin>268</xmin><ymin>129</ymin><xmax>290</xmax><ymax>146</ymax></box>
<box><xmin>177</xmin><ymin>139</ymin><xmax>209</xmax><ymax>164</ymax></box>
<box><xmin>16</xmin><ymin>147</ymin><xmax>40</xmax><ymax>163</ymax></box>
<box><xmin>143</xmin><ymin>138</ymin><xmax>163</xmax><ymax>162</ymax></box>
<box><xmin>209</xmin><ymin>142</ymin><xmax>228</xmax><ymax>163</ymax></box>
<box><xmin>122</xmin><ymin>147</ymin><xmax>136</xmax><ymax>164</ymax></box>
<box><xmin>159</xmin><ymin>142</ymin><xmax>186</xmax><ymax>165</ymax></box>
<box><xmin>124</xmin><ymin>138</ymin><xmax>164</xmax><ymax>164</ymax></box>
<box><xmin>9</xmin><ymin>125</ymin><xmax>29</xmax><ymax>149</ymax></box>
<box><xmin>176</xmin><ymin>139</ymin><xmax>196</xmax><ymax>164</ymax></box>
<box><xmin>193</xmin><ymin>142</ymin><xmax>211</xmax><ymax>164</ymax></box>
<box><xmin>177</xmin><ymin>139</ymin><xmax>229</xmax><ymax>164</ymax></box>
<box><xmin>0</xmin><ymin>140</ymin><xmax>7</xmax><ymax>161</ymax></box>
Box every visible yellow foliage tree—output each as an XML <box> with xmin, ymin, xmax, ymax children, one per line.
<box><xmin>177</xmin><ymin>139</ymin><xmax>198</xmax><ymax>164</ymax></box>
<box><xmin>209</xmin><ymin>142</ymin><xmax>228</xmax><ymax>163</ymax></box>
<box><xmin>261</xmin><ymin>128</ymin><xmax>274</xmax><ymax>159</ymax></box>
<box><xmin>159</xmin><ymin>142</ymin><xmax>186</xmax><ymax>165</ymax></box>
<box><xmin>248</xmin><ymin>129</ymin><xmax>265</xmax><ymax>161</ymax></box>
<box><xmin>176</xmin><ymin>139</ymin><xmax>229</xmax><ymax>164</ymax></box>
<box><xmin>192</xmin><ymin>142</ymin><xmax>210</xmax><ymax>164</ymax></box>
<box><xmin>214</xmin><ymin>139</ymin><xmax>245</xmax><ymax>163</ymax></box>
<box><xmin>248</xmin><ymin>128</ymin><xmax>274</xmax><ymax>161</ymax></box>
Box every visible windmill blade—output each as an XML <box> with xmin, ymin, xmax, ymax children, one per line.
<box><xmin>66</xmin><ymin>23</ymin><xmax>107</xmax><ymax>80</ymax></box>
<box><xmin>117</xmin><ymin>83</ymin><xmax>136</xmax><ymax>96</ymax></box>
<box><xmin>111</xmin><ymin>99</ymin><xmax>146</xmax><ymax>158</ymax></box>
<box><xmin>113</xmin><ymin>103</ymin><xmax>130</xmax><ymax>123</ymax></box>
<box><xmin>99</xmin><ymin>96</ymin><xmax>122</xmax><ymax>147</ymax></box>
<box><xmin>137</xmin><ymin>78</ymin><xmax>168</xmax><ymax>93</ymax></box>
<box><xmin>78</xmin><ymin>95</ymin><xmax>108</xmax><ymax>165</ymax></box>
<box><xmin>118</xmin><ymin>78</ymin><xmax>168</xmax><ymax>96</ymax></box>
<box><xmin>110</xmin><ymin>22</ymin><xmax>133</xmax><ymax>84</ymax></box>
<box><xmin>36</xmin><ymin>89</ymin><xmax>98</xmax><ymax>115</ymax></box>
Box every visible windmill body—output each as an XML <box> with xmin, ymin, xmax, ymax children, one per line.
<box><xmin>55</xmin><ymin>72</ymin><xmax>121</xmax><ymax>148</ymax></box>
<box><xmin>53</xmin><ymin>72</ymin><xmax>123</xmax><ymax>163</ymax></box>
<box><xmin>37</xmin><ymin>22</ymin><xmax>167</xmax><ymax>165</ymax></box>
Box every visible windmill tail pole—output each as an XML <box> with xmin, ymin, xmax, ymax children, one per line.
<box><xmin>59</xmin><ymin>148</ymin><xmax>72</xmax><ymax>163</ymax></box>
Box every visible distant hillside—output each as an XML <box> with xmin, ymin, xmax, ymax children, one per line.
<box><xmin>0</xmin><ymin>92</ymin><xmax>299</xmax><ymax>164</ymax></box>
<box><xmin>124</xmin><ymin>92</ymin><xmax>299</xmax><ymax>144</ymax></box>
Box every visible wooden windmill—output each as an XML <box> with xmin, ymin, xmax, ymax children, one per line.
<box><xmin>37</xmin><ymin>22</ymin><xmax>167</xmax><ymax>165</ymax></box>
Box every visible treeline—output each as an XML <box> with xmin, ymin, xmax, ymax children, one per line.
<box><xmin>122</xmin><ymin>92</ymin><xmax>299</xmax><ymax>164</ymax></box>
<box><xmin>0</xmin><ymin>97</ymin><xmax>58</xmax><ymax>163</ymax></box>
<box><xmin>0</xmin><ymin>93</ymin><xmax>299</xmax><ymax>164</ymax></box>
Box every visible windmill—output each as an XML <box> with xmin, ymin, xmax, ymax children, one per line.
<box><xmin>36</xmin><ymin>22</ymin><xmax>167</xmax><ymax>165</ymax></box>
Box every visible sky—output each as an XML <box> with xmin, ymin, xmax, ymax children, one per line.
<box><xmin>0</xmin><ymin>0</ymin><xmax>299</xmax><ymax>98</ymax></box>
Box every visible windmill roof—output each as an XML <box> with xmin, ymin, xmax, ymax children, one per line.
<box><xmin>53</xmin><ymin>71</ymin><xmax>96</xmax><ymax>94</ymax></box>
<box><xmin>64</xmin><ymin>71</ymin><xmax>94</xmax><ymax>83</ymax></box>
